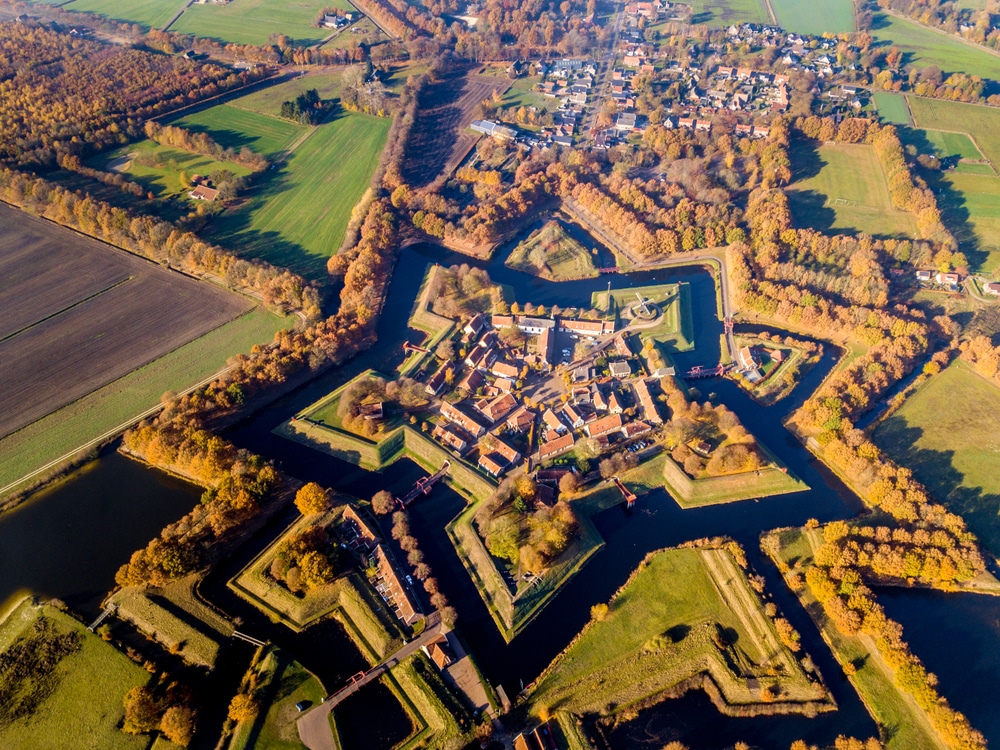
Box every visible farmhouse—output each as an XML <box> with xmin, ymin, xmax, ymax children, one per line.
<box><xmin>189</xmin><ymin>184</ymin><xmax>220</xmax><ymax>201</ymax></box>
<box><xmin>471</xmin><ymin>119</ymin><xmax>518</xmax><ymax>141</ymax></box>
<box><xmin>422</xmin><ymin>636</ymin><xmax>454</xmax><ymax>669</ymax></box>
<box><xmin>984</xmin><ymin>282</ymin><xmax>1000</xmax><ymax>296</ymax></box>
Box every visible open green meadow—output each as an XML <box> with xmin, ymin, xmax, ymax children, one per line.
<box><xmin>787</xmin><ymin>141</ymin><xmax>919</xmax><ymax>238</ymax></box>
<box><xmin>870</xmin><ymin>13</ymin><xmax>1000</xmax><ymax>81</ymax></box>
<box><xmin>686</xmin><ymin>0</ymin><xmax>770</xmax><ymax>25</ymax></box>
<box><xmin>226</xmin><ymin>72</ymin><xmax>348</xmax><ymax>118</ymax></box>
<box><xmin>0</xmin><ymin>599</ymin><xmax>151</xmax><ymax>750</ymax></box>
<box><xmin>101</xmin><ymin>141</ymin><xmax>252</xmax><ymax>199</ymax></box>
<box><xmin>0</xmin><ymin>308</ymin><xmax>291</xmax><ymax>496</ymax></box>
<box><xmin>923</xmin><ymin>130</ymin><xmax>984</xmax><ymax>161</ymax></box>
<box><xmin>205</xmin><ymin>111</ymin><xmax>390</xmax><ymax>278</ymax></box>
<box><xmin>907</xmin><ymin>96</ymin><xmax>1000</xmax><ymax>167</ymax></box>
<box><xmin>169</xmin><ymin>0</ymin><xmax>353</xmax><ymax>46</ymax></box>
<box><xmin>528</xmin><ymin>546</ymin><xmax>828</xmax><ymax>717</ymax></box>
<box><xmin>939</xmin><ymin>170</ymin><xmax>1000</xmax><ymax>272</ymax></box>
<box><xmin>874</xmin><ymin>92</ymin><xmax>911</xmax><ymax>125</ymax></box>
<box><xmin>170</xmin><ymin>105</ymin><xmax>307</xmax><ymax>158</ymax></box>
<box><xmin>57</xmin><ymin>0</ymin><xmax>186</xmax><ymax>30</ymax></box>
<box><xmin>502</xmin><ymin>76</ymin><xmax>549</xmax><ymax>111</ymax></box>
<box><xmin>506</xmin><ymin>220</ymin><xmax>598</xmax><ymax>280</ymax></box>
<box><xmin>770</xmin><ymin>0</ymin><xmax>854</xmax><ymax>35</ymax></box>
<box><xmin>874</xmin><ymin>360</ymin><xmax>1000</xmax><ymax>556</ymax></box>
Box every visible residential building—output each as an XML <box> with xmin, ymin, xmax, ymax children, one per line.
<box><xmin>585</xmin><ymin>413</ymin><xmax>623</xmax><ymax>438</ymax></box>
<box><xmin>561</xmin><ymin>318</ymin><xmax>615</xmax><ymax>337</ymax></box>
<box><xmin>539</xmin><ymin>433</ymin><xmax>575</xmax><ymax>460</ymax></box>
<box><xmin>622</xmin><ymin>420</ymin><xmax>652</xmax><ymax>438</ymax></box>
<box><xmin>738</xmin><ymin>346</ymin><xmax>759</xmax><ymax>371</ymax></box>
<box><xmin>341</xmin><ymin>505</ymin><xmax>381</xmax><ymax>551</ymax></box>
<box><xmin>372</xmin><ymin>545</ymin><xmax>418</xmax><ymax>624</ymax></box>
<box><xmin>505</xmin><ymin>407</ymin><xmax>535</xmax><ymax>433</ymax></box>
<box><xmin>439</xmin><ymin>402</ymin><xmax>486</xmax><ymax>437</ymax></box>
<box><xmin>425</xmin><ymin>364</ymin><xmax>451</xmax><ymax>396</ymax></box>
<box><xmin>633</xmin><ymin>378</ymin><xmax>662</xmax><ymax>424</ymax></box>
<box><xmin>561</xmin><ymin>404</ymin><xmax>585</xmax><ymax>429</ymax></box>
<box><xmin>432</xmin><ymin>422</ymin><xmax>471</xmax><ymax>453</ymax></box>
<box><xmin>475</xmin><ymin>392</ymin><xmax>517</xmax><ymax>423</ymax></box>
<box><xmin>457</xmin><ymin>368</ymin><xmax>485</xmax><ymax>394</ymax></box>
<box><xmin>543</xmin><ymin>409</ymin><xmax>566</xmax><ymax>433</ymax></box>
<box><xmin>609</xmin><ymin>361</ymin><xmax>631</xmax><ymax>378</ymax></box>
<box><xmin>492</xmin><ymin>361</ymin><xmax>520</xmax><ymax>379</ymax></box>
<box><xmin>984</xmin><ymin>282</ymin><xmax>1000</xmax><ymax>296</ymax></box>
<box><xmin>936</xmin><ymin>272</ymin><xmax>961</xmax><ymax>286</ymax></box>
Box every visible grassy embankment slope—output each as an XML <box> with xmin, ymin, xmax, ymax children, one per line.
<box><xmin>169</xmin><ymin>73</ymin><xmax>390</xmax><ymax>279</ymax></box>
<box><xmin>873</xmin><ymin>359</ymin><xmax>1000</xmax><ymax>557</ymax></box>
<box><xmin>769</xmin><ymin>527</ymin><xmax>948</xmax><ymax>750</ymax></box>
<box><xmin>0</xmin><ymin>308</ymin><xmax>291</xmax><ymax>500</ymax></box>
<box><xmin>787</xmin><ymin>141</ymin><xmax>919</xmax><ymax>238</ymax></box>
<box><xmin>0</xmin><ymin>598</ymin><xmax>152</xmax><ymax>750</ymax></box>
<box><xmin>506</xmin><ymin>220</ymin><xmax>599</xmax><ymax>280</ymax></box>
<box><xmin>528</xmin><ymin>545</ymin><xmax>830</xmax><ymax>719</ymax></box>
<box><xmin>770</xmin><ymin>0</ymin><xmax>854</xmax><ymax>35</ymax></box>
<box><xmin>169</xmin><ymin>0</ymin><xmax>356</xmax><ymax>45</ymax></box>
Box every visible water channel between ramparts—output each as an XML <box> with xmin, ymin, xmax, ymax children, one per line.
<box><xmin>2</xmin><ymin>238</ymin><xmax>999</xmax><ymax>749</ymax></box>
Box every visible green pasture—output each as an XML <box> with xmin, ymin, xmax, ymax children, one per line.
<box><xmin>685</xmin><ymin>0</ymin><xmax>770</xmax><ymax>25</ymax></box>
<box><xmin>502</xmin><ymin>76</ymin><xmax>549</xmax><ymax>111</ymax></box>
<box><xmin>101</xmin><ymin>141</ymin><xmax>252</xmax><ymax>199</ymax></box>
<box><xmin>322</xmin><ymin>17</ymin><xmax>387</xmax><ymax>48</ymax></box>
<box><xmin>58</xmin><ymin>0</ymin><xmax>186</xmax><ymax>30</ymax></box>
<box><xmin>770</xmin><ymin>0</ymin><xmax>854</xmax><ymax>35</ymax></box>
<box><xmin>937</xmin><ymin>171</ymin><xmax>1000</xmax><ymax>272</ymax></box>
<box><xmin>227</xmin><ymin>72</ymin><xmax>349</xmax><ymax>118</ymax></box>
<box><xmin>907</xmin><ymin>96</ymin><xmax>1000</xmax><ymax>167</ymax></box>
<box><xmin>506</xmin><ymin>220</ymin><xmax>598</xmax><ymax>281</ymax></box>
<box><xmin>870</xmin><ymin>13</ymin><xmax>1000</xmax><ymax>81</ymax></box>
<box><xmin>0</xmin><ymin>308</ymin><xmax>291</xmax><ymax>496</ymax></box>
<box><xmin>923</xmin><ymin>130</ymin><xmax>984</xmax><ymax>161</ymax></box>
<box><xmin>874</xmin><ymin>92</ymin><xmax>911</xmax><ymax>125</ymax></box>
<box><xmin>787</xmin><ymin>141</ymin><xmax>919</xmax><ymax>238</ymax></box>
<box><xmin>169</xmin><ymin>0</ymin><xmax>354</xmax><ymax>45</ymax></box>
<box><xmin>0</xmin><ymin>599</ymin><xmax>151</xmax><ymax>750</ymax></box>
<box><xmin>874</xmin><ymin>360</ymin><xmax>1000</xmax><ymax>556</ymax></box>
<box><xmin>205</xmin><ymin>111</ymin><xmax>389</xmax><ymax>278</ymax></box>
<box><xmin>170</xmin><ymin>104</ymin><xmax>307</xmax><ymax>158</ymax></box>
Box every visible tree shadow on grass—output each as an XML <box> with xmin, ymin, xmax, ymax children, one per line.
<box><xmin>789</xmin><ymin>139</ymin><xmax>826</xmax><ymax>182</ymax></box>
<box><xmin>787</xmin><ymin>189</ymin><xmax>837</xmax><ymax>234</ymax></box>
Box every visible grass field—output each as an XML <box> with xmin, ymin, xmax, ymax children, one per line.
<box><xmin>204</xmin><ymin>111</ymin><xmax>390</xmax><ymax>278</ymax></box>
<box><xmin>787</xmin><ymin>141</ymin><xmax>919</xmax><ymax>238</ymax></box>
<box><xmin>528</xmin><ymin>546</ymin><xmax>828</xmax><ymax>717</ymax></box>
<box><xmin>170</xmin><ymin>105</ymin><xmax>306</xmax><ymax>158</ymax></box>
<box><xmin>870</xmin><ymin>13</ymin><xmax>1000</xmax><ymax>81</ymax></box>
<box><xmin>770</xmin><ymin>528</ymin><xmax>948</xmax><ymax>750</ymax></box>
<box><xmin>59</xmin><ymin>0</ymin><xmax>187</xmax><ymax>30</ymax></box>
<box><xmin>169</xmin><ymin>0</ymin><xmax>354</xmax><ymax>46</ymax></box>
<box><xmin>686</xmin><ymin>0</ymin><xmax>770</xmax><ymax>25</ymax></box>
<box><xmin>323</xmin><ymin>17</ymin><xmax>387</xmax><ymax>49</ymax></box>
<box><xmin>938</xmin><ymin>171</ymin><xmax>1000</xmax><ymax>272</ymax></box>
<box><xmin>770</xmin><ymin>0</ymin><xmax>853</xmax><ymax>34</ymax></box>
<box><xmin>873</xmin><ymin>360</ymin><xmax>1000</xmax><ymax>556</ymax></box>
<box><xmin>0</xmin><ymin>598</ymin><xmax>151</xmax><ymax>750</ymax></box>
<box><xmin>923</xmin><ymin>129</ymin><xmax>984</xmax><ymax>161</ymax></box>
<box><xmin>506</xmin><ymin>220</ymin><xmax>599</xmax><ymax>280</ymax></box>
<box><xmin>227</xmin><ymin>72</ymin><xmax>348</xmax><ymax>118</ymax></box>
<box><xmin>874</xmin><ymin>92</ymin><xmax>912</xmax><ymax>125</ymax></box>
<box><xmin>907</xmin><ymin>96</ymin><xmax>1000</xmax><ymax>167</ymax></box>
<box><xmin>0</xmin><ymin>308</ymin><xmax>290</xmax><ymax>495</ymax></box>
<box><xmin>102</xmin><ymin>141</ymin><xmax>252</xmax><ymax>199</ymax></box>
<box><xmin>502</xmin><ymin>76</ymin><xmax>549</xmax><ymax>111</ymax></box>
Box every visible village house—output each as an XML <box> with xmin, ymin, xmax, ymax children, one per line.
<box><xmin>622</xmin><ymin>420</ymin><xmax>652</xmax><ymax>439</ymax></box>
<box><xmin>491</xmin><ymin>361</ymin><xmax>520</xmax><ymax>379</ymax></box>
<box><xmin>607</xmin><ymin>391</ymin><xmax>624</xmax><ymax>414</ymax></box>
<box><xmin>494</xmin><ymin>377</ymin><xmax>514</xmax><ymax>393</ymax></box>
<box><xmin>539</xmin><ymin>432</ymin><xmax>575</xmax><ymax>461</ymax></box>
<box><xmin>439</xmin><ymin>402</ymin><xmax>486</xmax><ymax>437</ymax></box>
<box><xmin>474</xmin><ymin>392</ymin><xmax>517</xmax><ymax>424</ymax></box>
<box><xmin>372</xmin><ymin>545</ymin><xmax>418</xmax><ymax>624</ymax></box>
<box><xmin>505</xmin><ymin>407</ymin><xmax>535</xmax><ymax>433</ymax></box>
<box><xmin>936</xmin><ymin>272</ymin><xmax>961</xmax><ymax>287</ymax></box>
<box><xmin>456</xmin><ymin>368</ymin><xmax>485</xmax><ymax>394</ymax></box>
<box><xmin>915</xmin><ymin>269</ymin><xmax>933</xmax><ymax>282</ymax></box>
<box><xmin>632</xmin><ymin>378</ymin><xmax>662</xmax><ymax>424</ymax></box>
<box><xmin>592</xmin><ymin>385</ymin><xmax>609</xmax><ymax>411</ymax></box>
<box><xmin>341</xmin><ymin>505</ymin><xmax>381</xmax><ymax>551</ymax></box>
<box><xmin>983</xmin><ymin>281</ymin><xmax>1000</xmax><ymax>296</ymax></box>
<box><xmin>561</xmin><ymin>318</ymin><xmax>616</xmax><ymax>337</ymax></box>
<box><xmin>585</xmin><ymin>413</ymin><xmax>623</xmax><ymax>438</ymax></box>
<box><xmin>425</xmin><ymin>363</ymin><xmax>451</xmax><ymax>396</ymax></box>
<box><xmin>422</xmin><ymin>635</ymin><xmax>454</xmax><ymax>669</ymax></box>
<box><xmin>432</xmin><ymin>423</ymin><xmax>471</xmax><ymax>453</ymax></box>
<box><xmin>738</xmin><ymin>345</ymin><xmax>760</xmax><ymax>371</ymax></box>
<box><xmin>463</xmin><ymin>312</ymin><xmax>489</xmax><ymax>339</ymax></box>
<box><xmin>543</xmin><ymin>408</ymin><xmax>566</xmax><ymax>434</ymax></box>
<box><xmin>561</xmin><ymin>403</ymin><xmax>585</xmax><ymax>430</ymax></box>
<box><xmin>188</xmin><ymin>184</ymin><xmax>220</xmax><ymax>201</ymax></box>
<box><xmin>613</xmin><ymin>335</ymin><xmax>632</xmax><ymax>357</ymax></box>
<box><xmin>609</xmin><ymin>361</ymin><xmax>631</xmax><ymax>379</ymax></box>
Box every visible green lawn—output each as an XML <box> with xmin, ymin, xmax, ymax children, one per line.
<box><xmin>502</xmin><ymin>76</ymin><xmax>549</xmax><ymax>111</ymax></box>
<box><xmin>100</xmin><ymin>141</ymin><xmax>252</xmax><ymax>199</ymax></box>
<box><xmin>0</xmin><ymin>598</ymin><xmax>151</xmax><ymax>750</ymax></box>
<box><xmin>907</xmin><ymin>96</ymin><xmax>1000</xmax><ymax>168</ymax></box>
<box><xmin>770</xmin><ymin>0</ymin><xmax>854</xmax><ymax>34</ymax></box>
<box><xmin>923</xmin><ymin>130</ymin><xmax>984</xmax><ymax>161</ymax></box>
<box><xmin>57</xmin><ymin>0</ymin><xmax>186</xmax><ymax>29</ymax></box>
<box><xmin>873</xmin><ymin>360</ymin><xmax>1000</xmax><ymax>556</ymax></box>
<box><xmin>0</xmin><ymin>308</ymin><xmax>291</xmax><ymax>495</ymax></box>
<box><xmin>936</xmin><ymin>171</ymin><xmax>1000</xmax><ymax>272</ymax></box>
<box><xmin>592</xmin><ymin>281</ymin><xmax>694</xmax><ymax>352</ymax></box>
<box><xmin>169</xmin><ymin>0</ymin><xmax>354</xmax><ymax>45</ymax></box>
<box><xmin>170</xmin><ymin>105</ymin><xmax>307</xmax><ymax>158</ymax></box>
<box><xmin>787</xmin><ymin>141</ymin><xmax>919</xmax><ymax>238</ymax></box>
<box><xmin>204</xmin><ymin>111</ymin><xmax>391</xmax><ymax>278</ymax></box>
<box><xmin>874</xmin><ymin>92</ymin><xmax>911</xmax><ymax>125</ymax></box>
<box><xmin>686</xmin><ymin>0</ymin><xmax>770</xmax><ymax>25</ymax></box>
<box><xmin>871</xmin><ymin>13</ymin><xmax>1000</xmax><ymax>81</ymax></box>
<box><xmin>528</xmin><ymin>546</ymin><xmax>828</xmax><ymax>717</ymax></box>
<box><xmin>506</xmin><ymin>220</ymin><xmax>599</xmax><ymax>280</ymax></box>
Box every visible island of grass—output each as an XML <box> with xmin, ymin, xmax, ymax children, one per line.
<box><xmin>787</xmin><ymin>140</ymin><xmax>919</xmax><ymax>239</ymax></box>
<box><xmin>505</xmin><ymin>219</ymin><xmax>599</xmax><ymax>281</ymax></box>
<box><xmin>229</xmin><ymin>503</ymin><xmax>404</xmax><ymax>660</ymax></box>
<box><xmin>873</xmin><ymin>359</ymin><xmax>1000</xmax><ymax>557</ymax></box>
<box><xmin>592</xmin><ymin>281</ymin><xmax>694</xmax><ymax>358</ymax></box>
<box><xmin>526</xmin><ymin>543</ymin><xmax>832</xmax><ymax>735</ymax></box>
<box><xmin>0</xmin><ymin>597</ymin><xmax>152</xmax><ymax>750</ymax></box>
<box><xmin>731</xmin><ymin>332</ymin><xmax>824</xmax><ymax>405</ymax></box>
<box><xmin>766</xmin><ymin>526</ymin><xmax>950</xmax><ymax>750</ymax></box>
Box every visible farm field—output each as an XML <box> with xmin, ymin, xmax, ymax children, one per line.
<box><xmin>922</xmin><ymin>130</ymin><xmax>984</xmax><ymax>161</ymax></box>
<box><xmin>787</xmin><ymin>141</ymin><xmax>919</xmax><ymax>238</ymax></box>
<box><xmin>169</xmin><ymin>0</ymin><xmax>354</xmax><ymax>46</ymax></box>
<box><xmin>506</xmin><ymin>220</ymin><xmax>598</xmax><ymax>280</ymax></box>
<box><xmin>170</xmin><ymin>104</ymin><xmax>306</xmax><ymax>158</ymax></box>
<box><xmin>323</xmin><ymin>17</ymin><xmax>387</xmax><ymax>48</ymax></box>
<box><xmin>874</xmin><ymin>92</ymin><xmax>911</xmax><ymax>125</ymax></box>
<box><xmin>907</xmin><ymin>96</ymin><xmax>1000</xmax><ymax>167</ymax></box>
<box><xmin>0</xmin><ymin>205</ymin><xmax>251</xmax><ymax>440</ymax></box>
<box><xmin>0</xmin><ymin>308</ymin><xmax>289</xmax><ymax>494</ymax></box>
<box><xmin>100</xmin><ymin>141</ymin><xmax>252</xmax><ymax>199</ymax></box>
<box><xmin>205</xmin><ymin>111</ymin><xmax>390</xmax><ymax>278</ymax></box>
<box><xmin>874</xmin><ymin>360</ymin><xmax>1000</xmax><ymax>556</ymax></box>
<box><xmin>55</xmin><ymin>0</ymin><xmax>186</xmax><ymax>29</ymax></box>
<box><xmin>226</xmin><ymin>71</ymin><xmax>347</xmax><ymax>118</ymax></box>
<box><xmin>770</xmin><ymin>0</ymin><xmax>853</xmax><ymax>35</ymax></box>
<box><xmin>938</xmin><ymin>170</ymin><xmax>1000</xmax><ymax>272</ymax></box>
<box><xmin>402</xmin><ymin>67</ymin><xmax>511</xmax><ymax>187</ymax></box>
<box><xmin>527</xmin><ymin>546</ymin><xmax>828</xmax><ymax>717</ymax></box>
<box><xmin>0</xmin><ymin>598</ymin><xmax>151</xmax><ymax>750</ymax></box>
<box><xmin>870</xmin><ymin>13</ymin><xmax>1000</xmax><ymax>82</ymax></box>
<box><xmin>685</xmin><ymin>0</ymin><xmax>770</xmax><ymax>25</ymax></box>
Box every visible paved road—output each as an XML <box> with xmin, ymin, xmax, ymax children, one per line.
<box><xmin>297</xmin><ymin>612</ymin><xmax>443</xmax><ymax>750</ymax></box>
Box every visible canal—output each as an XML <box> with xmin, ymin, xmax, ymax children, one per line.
<box><xmin>3</xmin><ymin>236</ymin><xmax>997</xmax><ymax>748</ymax></box>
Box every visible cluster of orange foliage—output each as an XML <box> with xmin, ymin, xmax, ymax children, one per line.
<box><xmin>143</xmin><ymin>122</ymin><xmax>269</xmax><ymax>172</ymax></box>
<box><xmin>0</xmin><ymin>23</ymin><xmax>263</xmax><ymax>166</ymax></box>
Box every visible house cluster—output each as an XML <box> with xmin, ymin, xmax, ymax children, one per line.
<box><xmin>321</xmin><ymin>12</ymin><xmax>354</xmax><ymax>28</ymax></box>
<box><xmin>532</xmin><ymin>59</ymin><xmax>600</xmax><ymax>140</ymax></box>
<box><xmin>338</xmin><ymin>507</ymin><xmax>418</xmax><ymax>624</ymax></box>
<box><xmin>915</xmin><ymin>269</ymin><xmax>963</xmax><ymax>290</ymax></box>
<box><xmin>424</xmin><ymin>310</ymin><xmax>660</xmax><ymax>477</ymax></box>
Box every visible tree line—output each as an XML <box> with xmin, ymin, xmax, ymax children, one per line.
<box><xmin>143</xmin><ymin>122</ymin><xmax>269</xmax><ymax>172</ymax></box>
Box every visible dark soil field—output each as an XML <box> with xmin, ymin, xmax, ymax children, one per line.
<box><xmin>0</xmin><ymin>205</ymin><xmax>251</xmax><ymax>439</ymax></box>
<box><xmin>401</xmin><ymin>65</ymin><xmax>510</xmax><ymax>187</ymax></box>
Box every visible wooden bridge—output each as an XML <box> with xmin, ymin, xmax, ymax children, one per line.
<box><xmin>684</xmin><ymin>364</ymin><xmax>728</xmax><ymax>379</ymax></box>
<box><xmin>402</xmin><ymin>340</ymin><xmax>431</xmax><ymax>355</ymax></box>
<box><xmin>612</xmin><ymin>476</ymin><xmax>637</xmax><ymax>508</ymax></box>
<box><xmin>397</xmin><ymin>461</ymin><xmax>450</xmax><ymax>507</ymax></box>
